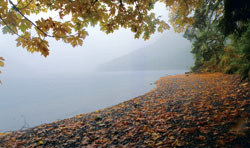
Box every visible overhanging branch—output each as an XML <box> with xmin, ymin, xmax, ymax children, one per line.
<box><xmin>0</xmin><ymin>15</ymin><xmax>29</xmax><ymax>40</ymax></box>
<box><xmin>8</xmin><ymin>0</ymin><xmax>78</xmax><ymax>39</ymax></box>
<box><xmin>17</xmin><ymin>0</ymin><xmax>34</xmax><ymax>10</ymax></box>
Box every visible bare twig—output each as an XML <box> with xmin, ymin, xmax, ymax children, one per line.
<box><xmin>20</xmin><ymin>115</ymin><xmax>30</xmax><ymax>130</ymax></box>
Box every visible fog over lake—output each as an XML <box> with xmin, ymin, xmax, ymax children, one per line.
<box><xmin>0</xmin><ymin>3</ymin><xmax>193</xmax><ymax>132</ymax></box>
<box><xmin>0</xmin><ymin>70</ymin><xmax>189</xmax><ymax>132</ymax></box>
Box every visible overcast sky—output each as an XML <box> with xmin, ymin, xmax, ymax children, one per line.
<box><xmin>0</xmin><ymin>2</ymin><xmax>193</xmax><ymax>131</ymax></box>
<box><xmin>0</xmin><ymin>2</ymin><xmax>187</xmax><ymax>78</ymax></box>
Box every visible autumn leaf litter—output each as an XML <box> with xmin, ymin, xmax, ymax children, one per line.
<box><xmin>0</xmin><ymin>73</ymin><xmax>249</xmax><ymax>147</ymax></box>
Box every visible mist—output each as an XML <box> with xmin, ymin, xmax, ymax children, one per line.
<box><xmin>0</xmin><ymin>3</ymin><xmax>193</xmax><ymax>132</ymax></box>
<box><xmin>1</xmin><ymin>28</ymin><xmax>158</xmax><ymax>77</ymax></box>
<box><xmin>0</xmin><ymin>3</ymin><xmax>173</xmax><ymax>78</ymax></box>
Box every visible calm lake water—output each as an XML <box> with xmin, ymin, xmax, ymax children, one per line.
<box><xmin>0</xmin><ymin>70</ymin><xmax>187</xmax><ymax>132</ymax></box>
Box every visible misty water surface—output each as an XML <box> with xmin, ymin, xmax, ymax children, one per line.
<box><xmin>0</xmin><ymin>70</ymin><xmax>187</xmax><ymax>132</ymax></box>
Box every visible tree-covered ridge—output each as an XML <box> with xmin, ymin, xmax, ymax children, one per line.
<box><xmin>184</xmin><ymin>0</ymin><xmax>250</xmax><ymax>80</ymax></box>
<box><xmin>0</xmin><ymin>0</ymin><xmax>249</xmax><ymax>79</ymax></box>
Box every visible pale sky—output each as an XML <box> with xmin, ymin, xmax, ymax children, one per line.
<box><xmin>0</xmin><ymin>2</ymin><xmax>186</xmax><ymax>78</ymax></box>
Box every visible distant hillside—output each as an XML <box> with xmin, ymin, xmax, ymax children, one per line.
<box><xmin>98</xmin><ymin>33</ymin><xmax>194</xmax><ymax>71</ymax></box>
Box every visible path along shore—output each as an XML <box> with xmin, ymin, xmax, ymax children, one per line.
<box><xmin>0</xmin><ymin>73</ymin><xmax>249</xmax><ymax>147</ymax></box>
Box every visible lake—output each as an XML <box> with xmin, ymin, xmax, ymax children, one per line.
<box><xmin>0</xmin><ymin>70</ymin><xmax>187</xmax><ymax>132</ymax></box>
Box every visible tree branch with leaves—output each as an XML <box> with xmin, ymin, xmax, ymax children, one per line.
<box><xmin>0</xmin><ymin>0</ymin><xmax>249</xmax><ymax>80</ymax></box>
<box><xmin>0</xmin><ymin>0</ymin><xmax>170</xmax><ymax>57</ymax></box>
<box><xmin>0</xmin><ymin>57</ymin><xmax>4</xmax><ymax>84</ymax></box>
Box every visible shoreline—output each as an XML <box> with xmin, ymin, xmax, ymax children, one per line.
<box><xmin>1</xmin><ymin>73</ymin><xmax>249</xmax><ymax>147</ymax></box>
<box><xmin>0</xmin><ymin>70</ymin><xmax>187</xmax><ymax>133</ymax></box>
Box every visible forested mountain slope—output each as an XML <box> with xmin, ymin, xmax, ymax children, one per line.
<box><xmin>99</xmin><ymin>33</ymin><xmax>193</xmax><ymax>71</ymax></box>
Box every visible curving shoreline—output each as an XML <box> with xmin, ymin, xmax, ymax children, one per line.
<box><xmin>1</xmin><ymin>73</ymin><xmax>249</xmax><ymax>147</ymax></box>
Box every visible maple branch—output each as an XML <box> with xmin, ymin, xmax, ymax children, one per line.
<box><xmin>17</xmin><ymin>0</ymin><xmax>22</xmax><ymax>5</ymax></box>
<box><xmin>91</xmin><ymin>0</ymin><xmax>98</xmax><ymax>6</ymax></box>
<box><xmin>135</xmin><ymin>0</ymin><xmax>143</xmax><ymax>22</ymax></box>
<box><xmin>0</xmin><ymin>15</ymin><xmax>29</xmax><ymax>40</ymax></box>
<box><xmin>8</xmin><ymin>0</ymin><xmax>79</xmax><ymax>39</ymax></box>
<box><xmin>17</xmin><ymin>0</ymin><xmax>34</xmax><ymax>10</ymax></box>
<box><xmin>119</xmin><ymin>0</ymin><xmax>123</xmax><ymax>7</ymax></box>
<box><xmin>183</xmin><ymin>0</ymin><xmax>189</xmax><ymax>12</ymax></box>
<box><xmin>9</xmin><ymin>0</ymin><xmax>51</xmax><ymax>37</ymax></box>
<box><xmin>40</xmin><ymin>36</ymin><xmax>46</xmax><ymax>46</ymax></box>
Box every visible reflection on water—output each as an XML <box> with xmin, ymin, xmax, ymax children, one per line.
<box><xmin>0</xmin><ymin>70</ymin><xmax>187</xmax><ymax>132</ymax></box>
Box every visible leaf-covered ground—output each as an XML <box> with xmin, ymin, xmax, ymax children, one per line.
<box><xmin>0</xmin><ymin>73</ymin><xmax>249</xmax><ymax>148</ymax></box>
